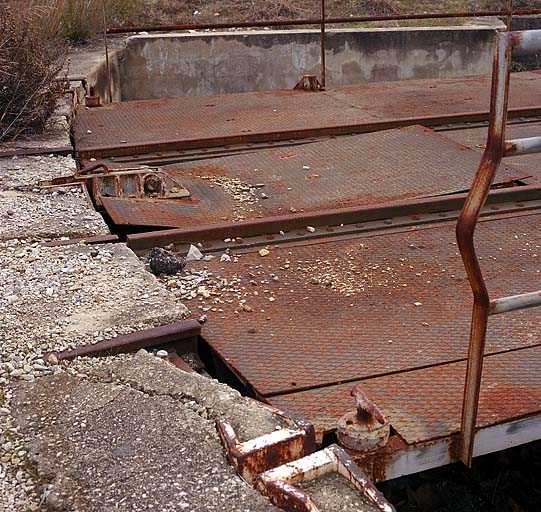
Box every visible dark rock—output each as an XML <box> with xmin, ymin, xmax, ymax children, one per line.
<box><xmin>148</xmin><ymin>247</ymin><xmax>186</xmax><ymax>275</ymax></box>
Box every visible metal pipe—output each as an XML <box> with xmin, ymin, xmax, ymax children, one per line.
<box><xmin>101</xmin><ymin>0</ymin><xmax>113</xmax><ymax>103</ymax></box>
<box><xmin>510</xmin><ymin>29</ymin><xmax>541</xmax><ymax>56</ymax></box>
<box><xmin>106</xmin><ymin>9</ymin><xmax>541</xmax><ymax>34</ymax></box>
<box><xmin>490</xmin><ymin>290</ymin><xmax>541</xmax><ymax>315</ymax></box>
<box><xmin>505</xmin><ymin>136</ymin><xmax>541</xmax><ymax>156</ymax></box>
<box><xmin>456</xmin><ymin>31</ymin><xmax>513</xmax><ymax>467</ymax></box>
<box><xmin>506</xmin><ymin>0</ymin><xmax>514</xmax><ymax>31</ymax></box>
<box><xmin>320</xmin><ymin>0</ymin><xmax>326</xmax><ymax>88</ymax></box>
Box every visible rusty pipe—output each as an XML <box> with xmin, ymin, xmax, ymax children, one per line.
<box><xmin>106</xmin><ymin>9</ymin><xmax>541</xmax><ymax>34</ymax></box>
<box><xmin>455</xmin><ymin>31</ymin><xmax>513</xmax><ymax>467</ymax></box>
<box><xmin>320</xmin><ymin>0</ymin><xmax>326</xmax><ymax>88</ymax></box>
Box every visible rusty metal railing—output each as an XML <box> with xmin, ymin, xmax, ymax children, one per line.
<box><xmin>106</xmin><ymin>5</ymin><xmax>541</xmax><ymax>92</ymax></box>
<box><xmin>456</xmin><ymin>28</ymin><xmax>541</xmax><ymax>467</ymax></box>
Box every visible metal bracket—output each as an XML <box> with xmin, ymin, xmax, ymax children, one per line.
<box><xmin>294</xmin><ymin>75</ymin><xmax>324</xmax><ymax>92</ymax></box>
<box><xmin>337</xmin><ymin>387</ymin><xmax>390</xmax><ymax>452</ymax></box>
<box><xmin>257</xmin><ymin>444</ymin><xmax>396</xmax><ymax>512</ymax></box>
<box><xmin>218</xmin><ymin>407</ymin><xmax>316</xmax><ymax>485</ymax></box>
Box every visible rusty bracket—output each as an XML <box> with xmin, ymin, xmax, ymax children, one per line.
<box><xmin>294</xmin><ymin>75</ymin><xmax>324</xmax><ymax>92</ymax></box>
<box><xmin>337</xmin><ymin>387</ymin><xmax>390</xmax><ymax>453</ymax></box>
<box><xmin>218</xmin><ymin>407</ymin><xmax>316</xmax><ymax>485</ymax></box>
<box><xmin>49</xmin><ymin>319</ymin><xmax>201</xmax><ymax>361</ymax></box>
<box><xmin>257</xmin><ymin>444</ymin><xmax>396</xmax><ymax>512</ymax></box>
<box><xmin>41</xmin><ymin>164</ymin><xmax>191</xmax><ymax>207</ymax></box>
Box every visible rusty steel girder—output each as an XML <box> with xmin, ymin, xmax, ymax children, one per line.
<box><xmin>257</xmin><ymin>444</ymin><xmax>395</xmax><ymax>512</ymax></box>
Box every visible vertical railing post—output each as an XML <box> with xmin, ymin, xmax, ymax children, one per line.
<box><xmin>506</xmin><ymin>0</ymin><xmax>514</xmax><ymax>31</ymax></box>
<box><xmin>320</xmin><ymin>0</ymin><xmax>326</xmax><ymax>88</ymax></box>
<box><xmin>101</xmin><ymin>0</ymin><xmax>113</xmax><ymax>103</ymax></box>
<box><xmin>455</xmin><ymin>31</ymin><xmax>513</xmax><ymax>467</ymax></box>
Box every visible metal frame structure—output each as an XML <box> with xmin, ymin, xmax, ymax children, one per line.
<box><xmin>456</xmin><ymin>28</ymin><xmax>541</xmax><ymax>467</ymax></box>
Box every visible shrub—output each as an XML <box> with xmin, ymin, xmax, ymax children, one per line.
<box><xmin>57</xmin><ymin>0</ymin><xmax>144</xmax><ymax>43</ymax></box>
<box><xmin>0</xmin><ymin>3</ymin><xmax>66</xmax><ymax>141</ymax></box>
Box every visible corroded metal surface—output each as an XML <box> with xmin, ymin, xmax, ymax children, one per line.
<box><xmin>218</xmin><ymin>409</ymin><xmax>316</xmax><ymax>485</ymax></box>
<box><xmin>257</xmin><ymin>444</ymin><xmax>395</xmax><ymax>512</ymax></box>
<box><xmin>197</xmin><ymin>212</ymin><xmax>541</xmax><ymax>398</ymax></box>
<box><xmin>100</xmin><ymin>126</ymin><xmax>528</xmax><ymax>227</ymax></box>
<box><xmin>269</xmin><ymin>345</ymin><xmax>541</xmax><ymax>443</ymax></box>
<box><xmin>74</xmin><ymin>73</ymin><xmax>541</xmax><ymax>158</ymax></box>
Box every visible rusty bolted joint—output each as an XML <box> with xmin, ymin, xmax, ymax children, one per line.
<box><xmin>337</xmin><ymin>386</ymin><xmax>390</xmax><ymax>452</ymax></box>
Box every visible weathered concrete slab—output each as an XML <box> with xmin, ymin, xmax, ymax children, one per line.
<box><xmin>11</xmin><ymin>354</ymin><xmax>281</xmax><ymax>511</ymax></box>
<box><xmin>118</xmin><ymin>27</ymin><xmax>497</xmax><ymax>100</ymax></box>
<box><xmin>96</xmin><ymin>352</ymin><xmax>288</xmax><ymax>443</ymax></box>
<box><xmin>0</xmin><ymin>189</ymin><xmax>109</xmax><ymax>243</ymax></box>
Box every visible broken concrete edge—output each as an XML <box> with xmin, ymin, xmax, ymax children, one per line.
<box><xmin>9</xmin><ymin>358</ymin><xmax>282</xmax><ymax>511</ymax></box>
<box><xmin>48</xmin><ymin>318</ymin><xmax>202</xmax><ymax>361</ymax></box>
<box><xmin>256</xmin><ymin>445</ymin><xmax>396</xmax><ymax>512</ymax></box>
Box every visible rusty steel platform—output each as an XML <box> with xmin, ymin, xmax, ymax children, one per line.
<box><xmin>193</xmin><ymin>212</ymin><xmax>541</xmax><ymax>442</ymax></box>
<box><xmin>100</xmin><ymin>126</ymin><xmax>530</xmax><ymax>228</ymax></box>
<box><xmin>74</xmin><ymin>72</ymin><xmax>541</xmax><ymax>158</ymax></box>
<box><xmin>270</xmin><ymin>346</ymin><xmax>541</xmax><ymax>443</ymax></box>
<box><xmin>441</xmin><ymin>119</ymin><xmax>541</xmax><ymax>177</ymax></box>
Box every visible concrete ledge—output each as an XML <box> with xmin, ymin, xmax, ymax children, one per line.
<box><xmin>118</xmin><ymin>26</ymin><xmax>498</xmax><ymax>100</ymax></box>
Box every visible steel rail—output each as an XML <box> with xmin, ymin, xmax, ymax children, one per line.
<box><xmin>126</xmin><ymin>184</ymin><xmax>541</xmax><ymax>251</ymax></box>
<box><xmin>106</xmin><ymin>9</ymin><xmax>541</xmax><ymax>34</ymax></box>
<box><xmin>456</xmin><ymin>29</ymin><xmax>541</xmax><ymax>467</ymax></box>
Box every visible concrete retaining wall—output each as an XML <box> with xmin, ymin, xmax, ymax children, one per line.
<box><xmin>117</xmin><ymin>26</ymin><xmax>498</xmax><ymax>100</ymax></box>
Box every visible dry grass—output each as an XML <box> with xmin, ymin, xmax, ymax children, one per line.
<box><xmin>0</xmin><ymin>2</ymin><xmax>66</xmax><ymax>141</ymax></box>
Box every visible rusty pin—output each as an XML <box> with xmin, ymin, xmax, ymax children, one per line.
<box><xmin>337</xmin><ymin>386</ymin><xmax>390</xmax><ymax>453</ymax></box>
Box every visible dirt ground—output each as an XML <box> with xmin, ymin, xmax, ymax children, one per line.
<box><xmin>119</xmin><ymin>0</ymin><xmax>540</xmax><ymax>26</ymax></box>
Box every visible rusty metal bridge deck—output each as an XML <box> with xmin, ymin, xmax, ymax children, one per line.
<box><xmin>74</xmin><ymin>72</ymin><xmax>541</xmax><ymax>158</ymax></box>
<box><xmin>193</xmin><ymin>212</ymin><xmax>541</xmax><ymax>442</ymax></box>
<box><xmin>99</xmin><ymin>125</ymin><xmax>531</xmax><ymax>228</ymax></box>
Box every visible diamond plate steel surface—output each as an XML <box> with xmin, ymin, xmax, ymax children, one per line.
<box><xmin>442</xmin><ymin>120</ymin><xmax>541</xmax><ymax>179</ymax></box>
<box><xmin>326</xmin><ymin>72</ymin><xmax>541</xmax><ymax>119</ymax></box>
<box><xmin>75</xmin><ymin>89</ymin><xmax>376</xmax><ymax>157</ymax></box>
<box><xmin>197</xmin><ymin>213</ymin><xmax>541</xmax><ymax>397</ymax></box>
<box><xmin>74</xmin><ymin>72</ymin><xmax>541</xmax><ymax>158</ymax></box>
<box><xmin>101</xmin><ymin>126</ymin><xmax>527</xmax><ymax>227</ymax></box>
<box><xmin>269</xmin><ymin>346</ymin><xmax>541</xmax><ymax>443</ymax></box>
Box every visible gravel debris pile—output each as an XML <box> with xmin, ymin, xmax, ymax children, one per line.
<box><xmin>0</xmin><ymin>188</ymin><xmax>109</xmax><ymax>242</ymax></box>
<box><xmin>162</xmin><ymin>267</ymin><xmax>243</xmax><ymax>308</ymax></box>
<box><xmin>199</xmin><ymin>175</ymin><xmax>261</xmax><ymax>220</ymax></box>
<box><xmin>0</xmin><ymin>155</ymin><xmax>75</xmax><ymax>191</ymax></box>
<box><xmin>299</xmin><ymin>247</ymin><xmax>411</xmax><ymax>296</ymax></box>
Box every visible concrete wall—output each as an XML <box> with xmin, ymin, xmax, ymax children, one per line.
<box><xmin>117</xmin><ymin>26</ymin><xmax>498</xmax><ymax>101</ymax></box>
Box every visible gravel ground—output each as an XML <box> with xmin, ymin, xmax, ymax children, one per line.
<box><xmin>0</xmin><ymin>154</ymin><xmax>75</xmax><ymax>191</ymax></box>
<box><xmin>0</xmin><ymin>188</ymin><xmax>109</xmax><ymax>242</ymax></box>
<box><xmin>0</xmin><ymin>243</ymin><xmax>189</xmax><ymax>511</ymax></box>
<box><xmin>0</xmin><ymin>242</ymin><xmax>187</xmax><ymax>365</ymax></box>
